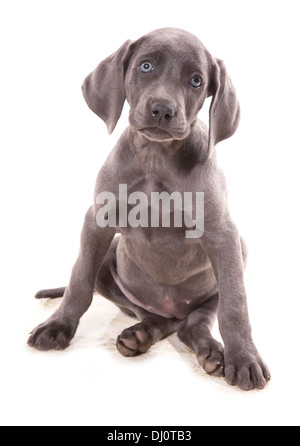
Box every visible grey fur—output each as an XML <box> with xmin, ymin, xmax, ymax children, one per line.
<box><xmin>28</xmin><ymin>28</ymin><xmax>270</xmax><ymax>391</ymax></box>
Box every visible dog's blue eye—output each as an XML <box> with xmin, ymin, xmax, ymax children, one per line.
<box><xmin>189</xmin><ymin>76</ymin><xmax>202</xmax><ymax>88</ymax></box>
<box><xmin>139</xmin><ymin>62</ymin><xmax>154</xmax><ymax>74</ymax></box>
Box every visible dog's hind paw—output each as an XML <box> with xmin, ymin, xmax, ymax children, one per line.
<box><xmin>197</xmin><ymin>338</ymin><xmax>225</xmax><ymax>377</ymax></box>
<box><xmin>116</xmin><ymin>323</ymin><xmax>153</xmax><ymax>357</ymax></box>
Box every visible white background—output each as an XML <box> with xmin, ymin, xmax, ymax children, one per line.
<box><xmin>1</xmin><ymin>0</ymin><xmax>300</xmax><ymax>426</ymax></box>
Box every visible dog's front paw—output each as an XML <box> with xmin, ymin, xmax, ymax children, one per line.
<box><xmin>224</xmin><ymin>345</ymin><xmax>271</xmax><ymax>391</ymax></box>
<box><xmin>28</xmin><ymin>318</ymin><xmax>77</xmax><ymax>351</ymax></box>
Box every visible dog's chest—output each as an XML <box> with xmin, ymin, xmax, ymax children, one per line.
<box><xmin>137</xmin><ymin>175</ymin><xmax>168</xmax><ymax>199</ymax></box>
<box><xmin>130</xmin><ymin>146</ymin><xmax>178</xmax><ymax>195</ymax></box>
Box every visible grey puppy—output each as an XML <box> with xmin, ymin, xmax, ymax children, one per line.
<box><xmin>28</xmin><ymin>28</ymin><xmax>270</xmax><ymax>391</ymax></box>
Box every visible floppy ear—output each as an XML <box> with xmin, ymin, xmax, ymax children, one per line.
<box><xmin>208</xmin><ymin>58</ymin><xmax>240</xmax><ymax>158</ymax></box>
<box><xmin>82</xmin><ymin>40</ymin><xmax>132</xmax><ymax>134</ymax></box>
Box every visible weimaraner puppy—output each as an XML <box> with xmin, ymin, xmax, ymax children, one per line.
<box><xmin>28</xmin><ymin>28</ymin><xmax>270</xmax><ymax>391</ymax></box>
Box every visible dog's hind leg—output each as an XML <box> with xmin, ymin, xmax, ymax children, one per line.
<box><xmin>177</xmin><ymin>293</ymin><xmax>225</xmax><ymax>377</ymax></box>
<box><xmin>96</xmin><ymin>237</ymin><xmax>180</xmax><ymax>357</ymax></box>
<box><xmin>115</xmin><ymin>315</ymin><xmax>180</xmax><ymax>357</ymax></box>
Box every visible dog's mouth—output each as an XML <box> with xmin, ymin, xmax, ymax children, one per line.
<box><xmin>139</xmin><ymin>127</ymin><xmax>174</xmax><ymax>141</ymax></box>
<box><xmin>136</xmin><ymin>126</ymin><xmax>189</xmax><ymax>142</ymax></box>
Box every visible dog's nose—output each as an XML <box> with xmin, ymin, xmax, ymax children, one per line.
<box><xmin>150</xmin><ymin>101</ymin><xmax>176</xmax><ymax>120</ymax></box>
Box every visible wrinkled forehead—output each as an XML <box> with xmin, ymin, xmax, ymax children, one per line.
<box><xmin>131</xmin><ymin>28</ymin><xmax>212</xmax><ymax>71</ymax></box>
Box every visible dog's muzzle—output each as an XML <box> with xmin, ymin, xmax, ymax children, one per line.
<box><xmin>132</xmin><ymin>98</ymin><xmax>189</xmax><ymax>141</ymax></box>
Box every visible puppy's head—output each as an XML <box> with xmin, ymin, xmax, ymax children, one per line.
<box><xmin>82</xmin><ymin>28</ymin><xmax>240</xmax><ymax>158</ymax></box>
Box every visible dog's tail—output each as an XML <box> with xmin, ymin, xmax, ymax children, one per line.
<box><xmin>35</xmin><ymin>287</ymin><xmax>66</xmax><ymax>299</ymax></box>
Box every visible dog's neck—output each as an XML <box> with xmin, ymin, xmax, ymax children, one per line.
<box><xmin>129</xmin><ymin>122</ymin><xmax>208</xmax><ymax>175</ymax></box>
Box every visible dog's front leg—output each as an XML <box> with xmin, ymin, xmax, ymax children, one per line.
<box><xmin>201</xmin><ymin>222</ymin><xmax>271</xmax><ymax>390</ymax></box>
<box><xmin>28</xmin><ymin>206</ymin><xmax>115</xmax><ymax>351</ymax></box>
